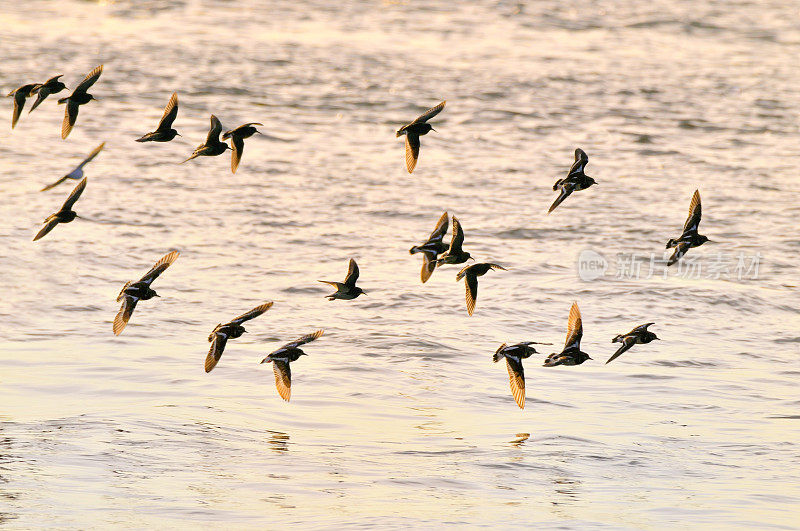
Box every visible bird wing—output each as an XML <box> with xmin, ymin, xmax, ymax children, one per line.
<box><xmin>284</xmin><ymin>329</ymin><xmax>324</xmax><ymax>349</ymax></box>
<box><xmin>206</xmin><ymin>114</ymin><xmax>223</xmax><ymax>143</ymax></box>
<box><xmin>465</xmin><ymin>272</ymin><xmax>478</xmax><ymax>316</ymax></box>
<box><xmin>428</xmin><ymin>211</ymin><xmax>449</xmax><ymax>243</ymax></box>
<box><xmin>33</xmin><ymin>216</ymin><xmax>61</xmax><ymax>241</ymax></box>
<box><xmin>272</xmin><ymin>360</ymin><xmax>292</xmax><ymax>401</ymax></box>
<box><xmin>567</xmin><ymin>148</ymin><xmax>588</xmax><ymax>176</ymax></box>
<box><xmin>344</xmin><ymin>258</ymin><xmax>359</xmax><ymax>287</ymax></box>
<box><xmin>405</xmin><ymin>134</ymin><xmax>420</xmax><ymax>173</ymax></box>
<box><xmin>230</xmin><ymin>135</ymin><xmax>244</xmax><ymax>174</ymax></box>
<box><xmin>28</xmin><ymin>88</ymin><xmax>49</xmax><ymax>113</ymax></box>
<box><xmin>505</xmin><ymin>357</ymin><xmax>526</xmax><ymax>409</ymax></box>
<box><xmin>631</xmin><ymin>322</ymin><xmax>655</xmax><ymax>335</ymax></box>
<box><xmin>488</xmin><ymin>263</ymin><xmax>507</xmax><ymax>272</ymax></box>
<box><xmin>411</xmin><ymin>100</ymin><xmax>446</xmax><ymax>125</ymax></box>
<box><xmin>62</xmin><ymin>101</ymin><xmax>79</xmax><ymax>139</ymax></box>
<box><xmin>113</xmin><ymin>295</ymin><xmax>138</xmax><ymax>336</ymax></box>
<box><xmin>11</xmin><ymin>89</ymin><xmax>27</xmax><ymax>128</ymax></box>
<box><xmin>229</xmin><ymin>301</ymin><xmax>274</xmax><ymax>325</ymax></box>
<box><xmin>61</xmin><ymin>177</ymin><xmax>87</xmax><ymax>211</ymax></box>
<box><xmin>139</xmin><ymin>250</ymin><xmax>180</xmax><ymax>285</ymax></box>
<box><xmin>40</xmin><ymin>175</ymin><xmax>70</xmax><ymax>192</ymax></box>
<box><xmin>76</xmin><ymin>142</ymin><xmax>105</xmax><ymax>170</ymax></box>
<box><xmin>75</xmin><ymin>64</ymin><xmax>103</xmax><ymax>93</ymax></box>
<box><xmin>205</xmin><ymin>332</ymin><xmax>228</xmax><ymax>373</ymax></box>
<box><xmin>682</xmin><ymin>189</ymin><xmax>702</xmax><ymax>234</ymax></box>
<box><xmin>606</xmin><ymin>336</ymin><xmax>637</xmax><ymax>364</ymax></box>
<box><xmin>548</xmin><ymin>183</ymin><xmax>574</xmax><ymax>214</ymax></box>
<box><xmin>156</xmin><ymin>92</ymin><xmax>179</xmax><ymax>131</ymax></box>
<box><xmin>450</xmin><ymin>216</ymin><xmax>464</xmax><ymax>252</ymax></box>
<box><xmin>667</xmin><ymin>241</ymin><xmax>690</xmax><ymax>266</ymax></box>
<box><xmin>564</xmin><ymin>302</ymin><xmax>583</xmax><ymax>350</ymax></box>
<box><xmin>420</xmin><ymin>250</ymin><xmax>437</xmax><ymax>283</ymax></box>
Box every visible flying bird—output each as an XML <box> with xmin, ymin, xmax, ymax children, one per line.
<box><xmin>666</xmin><ymin>190</ymin><xmax>709</xmax><ymax>266</ymax></box>
<box><xmin>58</xmin><ymin>64</ymin><xmax>103</xmax><ymax>139</ymax></box>
<box><xmin>183</xmin><ymin>114</ymin><xmax>229</xmax><ymax>163</ymax></box>
<box><xmin>206</xmin><ymin>302</ymin><xmax>274</xmax><ymax>373</ymax></box>
<box><xmin>260</xmin><ymin>330</ymin><xmax>324</xmax><ymax>401</ymax></box>
<box><xmin>456</xmin><ymin>262</ymin><xmax>506</xmax><ymax>316</ymax></box>
<box><xmin>319</xmin><ymin>258</ymin><xmax>365</xmax><ymax>300</ymax></box>
<box><xmin>7</xmin><ymin>83</ymin><xmax>38</xmax><ymax>128</ymax></box>
<box><xmin>409</xmin><ymin>211</ymin><xmax>449</xmax><ymax>283</ymax></box>
<box><xmin>29</xmin><ymin>75</ymin><xmax>67</xmax><ymax>113</ymax></box>
<box><xmin>136</xmin><ymin>92</ymin><xmax>180</xmax><ymax>142</ymax></box>
<box><xmin>113</xmin><ymin>251</ymin><xmax>180</xmax><ymax>336</ymax></box>
<box><xmin>543</xmin><ymin>302</ymin><xmax>591</xmax><ymax>366</ymax></box>
<box><xmin>548</xmin><ymin>148</ymin><xmax>597</xmax><ymax>213</ymax></box>
<box><xmin>221</xmin><ymin>122</ymin><xmax>262</xmax><ymax>173</ymax></box>
<box><xmin>40</xmin><ymin>142</ymin><xmax>105</xmax><ymax>191</ymax></box>
<box><xmin>435</xmin><ymin>216</ymin><xmax>472</xmax><ymax>266</ymax></box>
<box><xmin>607</xmin><ymin>323</ymin><xmax>659</xmax><ymax>364</ymax></box>
<box><xmin>493</xmin><ymin>341</ymin><xmax>550</xmax><ymax>409</ymax></box>
<box><xmin>396</xmin><ymin>100</ymin><xmax>445</xmax><ymax>173</ymax></box>
<box><xmin>33</xmin><ymin>177</ymin><xmax>87</xmax><ymax>241</ymax></box>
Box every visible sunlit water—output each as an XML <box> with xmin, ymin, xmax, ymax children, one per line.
<box><xmin>1</xmin><ymin>0</ymin><xmax>799</xmax><ymax>528</ymax></box>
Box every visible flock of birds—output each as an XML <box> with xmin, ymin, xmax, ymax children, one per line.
<box><xmin>9</xmin><ymin>66</ymin><xmax>712</xmax><ymax>409</ymax></box>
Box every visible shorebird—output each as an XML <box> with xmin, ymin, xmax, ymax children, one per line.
<box><xmin>183</xmin><ymin>115</ymin><xmax>229</xmax><ymax>163</ymax></box>
<box><xmin>29</xmin><ymin>75</ymin><xmax>67</xmax><ymax>113</ymax></box>
<box><xmin>319</xmin><ymin>258</ymin><xmax>365</xmax><ymax>300</ymax></box>
<box><xmin>409</xmin><ymin>211</ymin><xmax>449</xmax><ymax>283</ymax></box>
<box><xmin>113</xmin><ymin>251</ymin><xmax>180</xmax><ymax>336</ymax></box>
<box><xmin>494</xmin><ymin>341</ymin><xmax>550</xmax><ymax>409</ymax></box>
<box><xmin>456</xmin><ymin>262</ymin><xmax>506</xmax><ymax>316</ymax></box>
<box><xmin>607</xmin><ymin>323</ymin><xmax>659</xmax><ymax>364</ymax></box>
<box><xmin>436</xmin><ymin>216</ymin><xmax>472</xmax><ymax>266</ymax></box>
<box><xmin>548</xmin><ymin>148</ymin><xmax>597</xmax><ymax>213</ymax></box>
<box><xmin>136</xmin><ymin>92</ymin><xmax>179</xmax><ymax>142</ymax></box>
<box><xmin>40</xmin><ymin>142</ymin><xmax>105</xmax><ymax>191</ymax></box>
<box><xmin>260</xmin><ymin>330</ymin><xmax>324</xmax><ymax>401</ymax></box>
<box><xmin>666</xmin><ymin>189</ymin><xmax>709</xmax><ymax>266</ymax></box>
<box><xmin>396</xmin><ymin>100</ymin><xmax>445</xmax><ymax>173</ymax></box>
<box><xmin>221</xmin><ymin>122</ymin><xmax>262</xmax><ymax>173</ymax></box>
<box><xmin>543</xmin><ymin>302</ymin><xmax>591</xmax><ymax>366</ymax></box>
<box><xmin>7</xmin><ymin>83</ymin><xmax>38</xmax><ymax>128</ymax></box>
<box><xmin>33</xmin><ymin>177</ymin><xmax>87</xmax><ymax>241</ymax></box>
<box><xmin>58</xmin><ymin>64</ymin><xmax>103</xmax><ymax>139</ymax></box>
<box><xmin>206</xmin><ymin>302</ymin><xmax>274</xmax><ymax>373</ymax></box>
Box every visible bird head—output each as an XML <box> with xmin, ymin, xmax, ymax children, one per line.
<box><xmin>466</xmin><ymin>253</ymin><xmax>474</xmax><ymax>261</ymax></box>
<box><xmin>588</xmin><ymin>177</ymin><xmax>598</xmax><ymax>187</ymax></box>
<box><xmin>698</xmin><ymin>235</ymin><xmax>710</xmax><ymax>245</ymax></box>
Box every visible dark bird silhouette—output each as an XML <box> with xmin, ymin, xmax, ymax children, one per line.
<box><xmin>33</xmin><ymin>177</ymin><xmax>87</xmax><ymax>241</ymax></box>
<box><xmin>456</xmin><ymin>262</ymin><xmax>506</xmax><ymax>316</ymax></box>
<box><xmin>58</xmin><ymin>64</ymin><xmax>103</xmax><ymax>139</ymax></box>
<box><xmin>319</xmin><ymin>258</ymin><xmax>365</xmax><ymax>300</ymax></box>
<box><xmin>409</xmin><ymin>211</ymin><xmax>449</xmax><ymax>283</ymax></box>
<box><xmin>29</xmin><ymin>75</ymin><xmax>67</xmax><ymax>113</ymax></box>
<box><xmin>136</xmin><ymin>92</ymin><xmax>179</xmax><ymax>142</ymax></box>
<box><xmin>607</xmin><ymin>323</ymin><xmax>659</xmax><ymax>364</ymax></box>
<box><xmin>493</xmin><ymin>341</ymin><xmax>551</xmax><ymax>409</ymax></box>
<box><xmin>7</xmin><ymin>83</ymin><xmax>38</xmax><ymax>128</ymax></box>
<box><xmin>543</xmin><ymin>302</ymin><xmax>591</xmax><ymax>366</ymax></box>
<box><xmin>548</xmin><ymin>148</ymin><xmax>597</xmax><ymax>213</ymax></box>
<box><xmin>666</xmin><ymin>189</ymin><xmax>709</xmax><ymax>266</ymax></box>
<box><xmin>206</xmin><ymin>302</ymin><xmax>274</xmax><ymax>373</ymax></box>
<box><xmin>260</xmin><ymin>330</ymin><xmax>324</xmax><ymax>401</ymax></box>
<box><xmin>113</xmin><ymin>251</ymin><xmax>180</xmax><ymax>336</ymax></box>
<box><xmin>396</xmin><ymin>100</ymin><xmax>445</xmax><ymax>173</ymax></box>
<box><xmin>183</xmin><ymin>115</ymin><xmax>229</xmax><ymax>163</ymax></box>
<box><xmin>221</xmin><ymin>122</ymin><xmax>262</xmax><ymax>173</ymax></box>
<box><xmin>40</xmin><ymin>142</ymin><xmax>105</xmax><ymax>191</ymax></box>
<box><xmin>435</xmin><ymin>216</ymin><xmax>472</xmax><ymax>266</ymax></box>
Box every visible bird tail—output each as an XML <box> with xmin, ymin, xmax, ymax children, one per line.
<box><xmin>612</xmin><ymin>334</ymin><xmax>623</xmax><ymax>343</ymax></box>
<box><xmin>57</xmin><ymin>96</ymin><xmax>68</xmax><ymax>105</ymax></box>
<box><xmin>409</xmin><ymin>245</ymin><xmax>420</xmax><ymax>255</ymax></box>
<box><xmin>552</xmin><ymin>179</ymin><xmax>563</xmax><ymax>191</ymax></box>
<box><xmin>666</xmin><ymin>238</ymin><xmax>677</xmax><ymax>249</ymax></box>
<box><xmin>493</xmin><ymin>344</ymin><xmax>507</xmax><ymax>362</ymax></box>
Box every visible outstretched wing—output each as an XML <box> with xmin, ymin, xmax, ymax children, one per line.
<box><xmin>428</xmin><ymin>211</ymin><xmax>449</xmax><ymax>243</ymax></box>
<box><xmin>548</xmin><ymin>184</ymin><xmax>574</xmax><ymax>214</ymax></box>
<box><xmin>77</xmin><ymin>142</ymin><xmax>105</xmax><ymax>169</ymax></box>
<box><xmin>631</xmin><ymin>322</ymin><xmax>655</xmax><ymax>335</ymax></box>
<box><xmin>564</xmin><ymin>302</ymin><xmax>583</xmax><ymax>350</ymax></box>
<box><xmin>344</xmin><ymin>258</ymin><xmax>359</xmax><ymax>287</ymax></box>
<box><xmin>411</xmin><ymin>100</ymin><xmax>446</xmax><ymax>125</ymax></box>
<box><xmin>505</xmin><ymin>357</ymin><xmax>526</xmax><ymax>409</ymax></box>
<box><xmin>61</xmin><ymin>177</ymin><xmax>87</xmax><ymax>211</ymax></box>
<box><xmin>230</xmin><ymin>135</ymin><xmax>244</xmax><ymax>173</ymax></box>
<box><xmin>33</xmin><ymin>217</ymin><xmax>61</xmax><ymax>241</ymax></box>
<box><xmin>206</xmin><ymin>114</ymin><xmax>223</xmax><ymax>143</ymax></box>
<box><xmin>465</xmin><ymin>273</ymin><xmax>478</xmax><ymax>316</ymax></box>
<box><xmin>272</xmin><ymin>360</ymin><xmax>292</xmax><ymax>401</ymax></box>
<box><xmin>62</xmin><ymin>101</ymin><xmax>79</xmax><ymax>139</ymax></box>
<box><xmin>420</xmin><ymin>251</ymin><xmax>437</xmax><ymax>283</ymax></box>
<box><xmin>113</xmin><ymin>296</ymin><xmax>138</xmax><ymax>336</ymax></box>
<box><xmin>205</xmin><ymin>332</ymin><xmax>228</xmax><ymax>373</ymax></box>
<box><xmin>450</xmin><ymin>216</ymin><xmax>464</xmax><ymax>252</ymax></box>
<box><xmin>567</xmin><ymin>148</ymin><xmax>588</xmax><ymax>176</ymax></box>
<box><xmin>156</xmin><ymin>92</ymin><xmax>179</xmax><ymax>131</ymax></box>
<box><xmin>139</xmin><ymin>250</ymin><xmax>180</xmax><ymax>285</ymax></box>
<box><xmin>606</xmin><ymin>336</ymin><xmax>636</xmax><ymax>364</ymax></box>
<box><xmin>405</xmin><ymin>134</ymin><xmax>420</xmax><ymax>173</ymax></box>
<box><xmin>682</xmin><ymin>189</ymin><xmax>702</xmax><ymax>234</ymax></box>
<box><xmin>229</xmin><ymin>302</ymin><xmax>274</xmax><ymax>325</ymax></box>
<box><xmin>75</xmin><ymin>65</ymin><xmax>103</xmax><ymax>93</ymax></box>
<box><xmin>284</xmin><ymin>329</ymin><xmax>324</xmax><ymax>349</ymax></box>
<box><xmin>40</xmin><ymin>175</ymin><xmax>70</xmax><ymax>192</ymax></box>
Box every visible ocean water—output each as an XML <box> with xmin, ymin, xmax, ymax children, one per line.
<box><xmin>1</xmin><ymin>0</ymin><xmax>799</xmax><ymax>528</ymax></box>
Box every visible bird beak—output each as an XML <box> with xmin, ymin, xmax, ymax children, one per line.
<box><xmin>154</xmin><ymin>294</ymin><xmax>161</xmax><ymax>298</ymax></box>
<box><xmin>431</xmin><ymin>127</ymin><xmax>437</xmax><ymax>133</ymax></box>
<box><xmin>361</xmin><ymin>291</ymin><xmax>368</xmax><ymax>295</ymax></box>
<box><xmin>469</xmin><ymin>256</ymin><xmax>475</xmax><ymax>261</ymax></box>
<box><xmin>176</xmin><ymin>133</ymin><xmax>182</xmax><ymax>137</ymax></box>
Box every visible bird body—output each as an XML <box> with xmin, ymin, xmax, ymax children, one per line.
<box><xmin>409</xmin><ymin>211</ymin><xmax>449</xmax><ymax>282</ymax></box>
<box><xmin>58</xmin><ymin>65</ymin><xmax>103</xmax><ymax>139</ymax></box>
<box><xmin>113</xmin><ymin>251</ymin><xmax>180</xmax><ymax>335</ymax></box>
<box><xmin>33</xmin><ymin>177</ymin><xmax>87</xmax><ymax>241</ymax></box>
<box><xmin>136</xmin><ymin>92</ymin><xmax>179</xmax><ymax>142</ymax></box>
<box><xmin>29</xmin><ymin>75</ymin><xmax>67</xmax><ymax>113</ymax></box>
<box><xmin>8</xmin><ymin>83</ymin><xmax>38</xmax><ymax>128</ymax></box>
<box><xmin>396</xmin><ymin>100</ymin><xmax>445</xmax><ymax>173</ymax></box>
<box><xmin>260</xmin><ymin>330</ymin><xmax>324</xmax><ymax>401</ymax></box>
<box><xmin>548</xmin><ymin>148</ymin><xmax>597</xmax><ymax>213</ymax></box>
<box><xmin>183</xmin><ymin>114</ymin><xmax>229</xmax><ymax>163</ymax></box>
<box><xmin>436</xmin><ymin>216</ymin><xmax>472</xmax><ymax>265</ymax></box>
<box><xmin>607</xmin><ymin>323</ymin><xmax>659</xmax><ymax>364</ymax></box>
<box><xmin>666</xmin><ymin>190</ymin><xmax>709</xmax><ymax>266</ymax></box>
<box><xmin>456</xmin><ymin>262</ymin><xmax>506</xmax><ymax>316</ymax></box>
<box><xmin>319</xmin><ymin>258</ymin><xmax>365</xmax><ymax>300</ymax></box>
<box><xmin>205</xmin><ymin>302</ymin><xmax>274</xmax><ymax>373</ymax></box>
<box><xmin>543</xmin><ymin>302</ymin><xmax>591</xmax><ymax>366</ymax></box>
<box><xmin>41</xmin><ymin>142</ymin><xmax>105</xmax><ymax>191</ymax></box>
<box><xmin>222</xmin><ymin>122</ymin><xmax>262</xmax><ymax>173</ymax></box>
